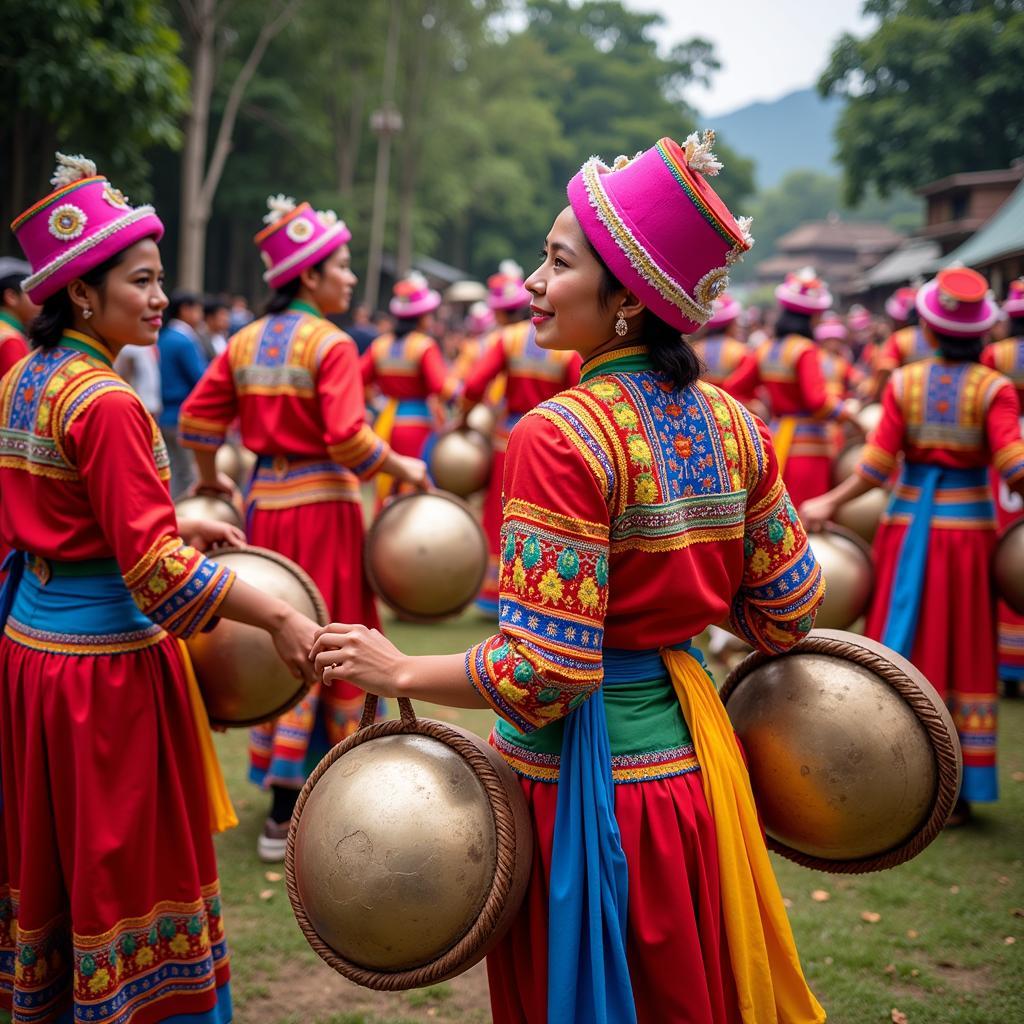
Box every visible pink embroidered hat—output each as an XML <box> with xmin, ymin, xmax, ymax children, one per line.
<box><xmin>1003</xmin><ymin>278</ymin><xmax>1024</xmax><ymax>318</ymax></box>
<box><xmin>814</xmin><ymin>312</ymin><xmax>848</xmax><ymax>342</ymax></box>
<box><xmin>390</xmin><ymin>271</ymin><xmax>441</xmax><ymax>319</ymax></box>
<box><xmin>567</xmin><ymin>132</ymin><xmax>754</xmax><ymax>334</ymax></box>
<box><xmin>466</xmin><ymin>300</ymin><xmax>495</xmax><ymax>335</ymax></box>
<box><xmin>255</xmin><ymin>194</ymin><xmax>351</xmax><ymax>289</ymax></box>
<box><xmin>11</xmin><ymin>153</ymin><xmax>164</xmax><ymax>304</ymax></box>
<box><xmin>885</xmin><ymin>286</ymin><xmax>918</xmax><ymax>323</ymax></box>
<box><xmin>847</xmin><ymin>304</ymin><xmax>873</xmax><ymax>332</ymax></box>
<box><xmin>487</xmin><ymin>260</ymin><xmax>531</xmax><ymax>311</ymax></box>
<box><xmin>916</xmin><ymin>267</ymin><xmax>998</xmax><ymax>338</ymax></box>
<box><xmin>775</xmin><ymin>267</ymin><xmax>833</xmax><ymax>314</ymax></box>
<box><xmin>705</xmin><ymin>293</ymin><xmax>742</xmax><ymax>330</ymax></box>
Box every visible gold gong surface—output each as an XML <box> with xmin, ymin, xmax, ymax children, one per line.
<box><xmin>429</xmin><ymin>429</ymin><xmax>492</xmax><ymax>497</ymax></box>
<box><xmin>994</xmin><ymin>520</ymin><xmax>1024</xmax><ymax>615</ymax></box>
<box><xmin>174</xmin><ymin>493</ymin><xmax>243</xmax><ymax>530</ymax></box>
<box><xmin>186</xmin><ymin>547</ymin><xmax>324</xmax><ymax>725</ymax></box>
<box><xmin>366</xmin><ymin>492</ymin><xmax>487</xmax><ymax>619</ymax></box>
<box><xmin>466</xmin><ymin>404</ymin><xmax>497</xmax><ymax>437</ymax></box>
<box><xmin>857</xmin><ymin>402</ymin><xmax>883</xmax><ymax>437</ymax></box>
<box><xmin>807</xmin><ymin>526</ymin><xmax>872</xmax><ymax>630</ymax></box>
<box><xmin>215</xmin><ymin>443</ymin><xmax>257</xmax><ymax>486</ymax></box>
<box><xmin>726</xmin><ymin>651</ymin><xmax>937</xmax><ymax>860</ymax></box>
<box><xmin>293</xmin><ymin>734</ymin><xmax>498</xmax><ymax>971</ymax></box>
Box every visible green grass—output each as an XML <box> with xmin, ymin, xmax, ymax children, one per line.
<box><xmin>2</xmin><ymin>613</ymin><xmax>1021</xmax><ymax>1022</ymax></box>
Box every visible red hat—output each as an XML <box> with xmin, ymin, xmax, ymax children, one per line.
<box><xmin>390</xmin><ymin>271</ymin><xmax>441</xmax><ymax>319</ymax></box>
<box><xmin>487</xmin><ymin>260</ymin><xmax>531</xmax><ymax>311</ymax></box>
<box><xmin>916</xmin><ymin>267</ymin><xmax>998</xmax><ymax>338</ymax></box>
<box><xmin>775</xmin><ymin>267</ymin><xmax>832</xmax><ymax>314</ymax></box>
<box><xmin>567</xmin><ymin>132</ymin><xmax>753</xmax><ymax>334</ymax></box>
<box><xmin>885</xmin><ymin>286</ymin><xmax>918</xmax><ymax>322</ymax></box>
<box><xmin>705</xmin><ymin>293</ymin><xmax>742</xmax><ymax>330</ymax></box>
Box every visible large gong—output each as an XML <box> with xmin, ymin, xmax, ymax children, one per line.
<box><xmin>720</xmin><ymin>629</ymin><xmax>962</xmax><ymax>873</ymax></box>
<box><xmin>287</xmin><ymin>696</ymin><xmax>532</xmax><ymax>989</ymax></box>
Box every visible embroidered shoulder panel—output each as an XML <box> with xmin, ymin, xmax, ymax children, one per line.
<box><xmin>899</xmin><ymin>360</ymin><xmax>1010</xmax><ymax>452</ymax></box>
<box><xmin>370</xmin><ymin>330</ymin><xmax>433</xmax><ymax>374</ymax></box>
<box><xmin>535</xmin><ymin>372</ymin><xmax>763</xmax><ymax>553</ymax></box>
<box><xmin>898</xmin><ymin>326</ymin><xmax>932</xmax><ymax>364</ymax></box>
<box><xmin>505</xmin><ymin>321</ymin><xmax>575</xmax><ymax>381</ymax></box>
<box><xmin>0</xmin><ymin>347</ymin><xmax>166</xmax><ymax>482</ymax></box>
<box><xmin>990</xmin><ymin>338</ymin><xmax>1024</xmax><ymax>388</ymax></box>
<box><xmin>230</xmin><ymin>312</ymin><xmax>345</xmax><ymax>397</ymax></box>
<box><xmin>757</xmin><ymin>334</ymin><xmax>811</xmax><ymax>382</ymax></box>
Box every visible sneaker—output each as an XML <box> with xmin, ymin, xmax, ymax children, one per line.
<box><xmin>257</xmin><ymin>817</ymin><xmax>290</xmax><ymax>863</ymax></box>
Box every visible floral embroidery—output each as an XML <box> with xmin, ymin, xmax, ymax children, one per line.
<box><xmin>48</xmin><ymin>203</ymin><xmax>87</xmax><ymax>241</ymax></box>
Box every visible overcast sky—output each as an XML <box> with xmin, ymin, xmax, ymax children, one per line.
<box><xmin>625</xmin><ymin>0</ymin><xmax>875</xmax><ymax>116</ymax></box>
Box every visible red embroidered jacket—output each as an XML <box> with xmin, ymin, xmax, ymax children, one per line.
<box><xmin>0</xmin><ymin>333</ymin><xmax>234</xmax><ymax>636</ymax></box>
<box><xmin>360</xmin><ymin>330</ymin><xmax>448</xmax><ymax>400</ymax></box>
<box><xmin>728</xmin><ymin>334</ymin><xmax>839</xmax><ymax>420</ymax></box>
<box><xmin>465</xmin><ymin>345</ymin><xmax>825</xmax><ymax>733</ymax></box>
<box><xmin>0</xmin><ymin>312</ymin><xmax>29</xmax><ymax>380</ymax></box>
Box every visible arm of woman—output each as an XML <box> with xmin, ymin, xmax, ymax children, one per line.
<box><xmin>987</xmin><ymin>379</ymin><xmax>1024</xmax><ymax>498</ymax></box>
<box><xmin>179</xmin><ymin>347</ymin><xmax>238</xmax><ymax>488</ymax></box>
<box><xmin>312</xmin><ymin>409</ymin><xmax>612</xmax><ymax>727</ymax></box>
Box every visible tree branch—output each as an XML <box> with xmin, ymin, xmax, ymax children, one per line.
<box><xmin>198</xmin><ymin>0</ymin><xmax>304</xmax><ymax>211</ymax></box>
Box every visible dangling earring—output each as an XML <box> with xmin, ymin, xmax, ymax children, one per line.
<box><xmin>615</xmin><ymin>310</ymin><xmax>628</xmax><ymax>337</ymax></box>
<box><xmin>83</xmin><ymin>308</ymin><xmax>94</xmax><ymax>320</ymax></box>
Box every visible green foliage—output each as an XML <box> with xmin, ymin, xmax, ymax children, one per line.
<box><xmin>731</xmin><ymin>168</ymin><xmax>922</xmax><ymax>282</ymax></box>
<box><xmin>820</xmin><ymin>0</ymin><xmax>1024</xmax><ymax>203</ymax></box>
<box><xmin>0</xmin><ymin>0</ymin><xmax>188</xmax><ymax>207</ymax></box>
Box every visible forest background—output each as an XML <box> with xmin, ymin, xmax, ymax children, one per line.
<box><xmin>2</xmin><ymin>0</ymin><xmax>1022</xmax><ymax>302</ymax></box>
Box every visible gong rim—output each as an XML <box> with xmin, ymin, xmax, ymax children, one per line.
<box><xmin>363</xmin><ymin>490</ymin><xmax>488</xmax><ymax>622</ymax></box>
<box><xmin>202</xmin><ymin>545</ymin><xmax>327</xmax><ymax>727</ymax></box>
<box><xmin>174</xmin><ymin>492</ymin><xmax>244</xmax><ymax>530</ymax></box>
<box><xmin>719</xmin><ymin>628</ymin><xmax>962</xmax><ymax>874</ymax></box>
<box><xmin>993</xmin><ymin>520</ymin><xmax>1024</xmax><ymax>615</ymax></box>
<box><xmin>285</xmin><ymin>711</ymin><xmax>532</xmax><ymax>990</ymax></box>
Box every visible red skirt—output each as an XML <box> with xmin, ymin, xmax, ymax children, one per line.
<box><xmin>487</xmin><ymin>773</ymin><xmax>740</xmax><ymax>1024</ymax></box>
<box><xmin>247</xmin><ymin>499</ymin><xmax>380</xmax><ymax>788</ymax></box>
<box><xmin>865</xmin><ymin>521</ymin><xmax>998</xmax><ymax>794</ymax></box>
<box><xmin>0</xmin><ymin>634</ymin><xmax>229</xmax><ymax>1022</ymax></box>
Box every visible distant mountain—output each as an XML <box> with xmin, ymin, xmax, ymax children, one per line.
<box><xmin>709</xmin><ymin>87</ymin><xmax>844</xmax><ymax>189</ymax></box>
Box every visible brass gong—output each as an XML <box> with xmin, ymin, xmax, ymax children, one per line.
<box><xmin>174</xmin><ymin>493</ymin><xmax>244</xmax><ymax>531</ymax></box>
<box><xmin>429</xmin><ymin>428</ymin><xmax>492</xmax><ymax>497</ymax></box>
<box><xmin>365</xmin><ymin>491</ymin><xmax>488</xmax><ymax>620</ymax></box>
<box><xmin>720</xmin><ymin>629</ymin><xmax>962</xmax><ymax>872</ymax></box>
<box><xmin>287</xmin><ymin>696</ymin><xmax>532</xmax><ymax>989</ymax></box>
<box><xmin>215</xmin><ymin>443</ymin><xmax>257</xmax><ymax>486</ymax></box>
<box><xmin>994</xmin><ymin>520</ymin><xmax>1024</xmax><ymax>616</ymax></box>
<box><xmin>807</xmin><ymin>524</ymin><xmax>873</xmax><ymax>630</ymax></box>
<box><xmin>186</xmin><ymin>546</ymin><xmax>326</xmax><ymax>726</ymax></box>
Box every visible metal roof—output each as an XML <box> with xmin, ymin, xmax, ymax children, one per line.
<box><xmin>943</xmin><ymin>179</ymin><xmax>1024</xmax><ymax>268</ymax></box>
<box><xmin>862</xmin><ymin>237</ymin><xmax>942</xmax><ymax>287</ymax></box>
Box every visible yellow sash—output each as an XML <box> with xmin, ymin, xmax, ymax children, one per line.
<box><xmin>178</xmin><ymin>640</ymin><xmax>238</xmax><ymax>834</ymax></box>
<box><xmin>662</xmin><ymin>648</ymin><xmax>826</xmax><ymax>1024</ymax></box>
<box><xmin>373</xmin><ymin>397</ymin><xmax>400</xmax><ymax>503</ymax></box>
<box><xmin>773</xmin><ymin>415</ymin><xmax>799</xmax><ymax>473</ymax></box>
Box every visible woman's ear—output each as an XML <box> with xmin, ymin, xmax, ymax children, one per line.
<box><xmin>66</xmin><ymin>278</ymin><xmax>94</xmax><ymax>315</ymax></box>
<box><xmin>298</xmin><ymin>264</ymin><xmax>321</xmax><ymax>292</ymax></box>
<box><xmin>618</xmin><ymin>289</ymin><xmax>646</xmax><ymax>321</ymax></box>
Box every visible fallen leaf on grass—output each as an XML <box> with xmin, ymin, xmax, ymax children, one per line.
<box><xmin>910</xmin><ymin>969</ymin><xmax>919</xmax><ymax>977</ymax></box>
<box><xmin>949</xmin><ymin>885</ymin><xmax>960</xmax><ymax>894</ymax></box>
<box><xmin>1013</xmin><ymin>908</ymin><xmax>1024</xmax><ymax>918</ymax></box>
<box><xmin>906</xmin><ymin>929</ymin><xmax>919</xmax><ymax>939</ymax></box>
<box><xmin>1004</xmin><ymin>936</ymin><xmax>1016</xmax><ymax>945</ymax></box>
<box><xmin>783</xmin><ymin>897</ymin><xmax>793</xmax><ymax>908</ymax></box>
<box><xmin>861</xmin><ymin>911</ymin><xmax>882</xmax><ymax>923</ymax></box>
<box><xmin>264</xmin><ymin>871</ymin><xmax>283</xmax><ymax>883</ymax></box>
<box><xmin>811</xmin><ymin>889</ymin><xmax>831</xmax><ymax>902</ymax></box>
<box><xmin>259</xmin><ymin>889</ymin><xmax>274</xmax><ymax>901</ymax></box>
<box><xmin>883</xmin><ymin>964</ymin><xmax>896</xmax><ymax>975</ymax></box>
<box><xmin>891</xmin><ymin>1009</ymin><xmax>908</xmax><ymax>1024</ymax></box>
<box><xmin>1011</xmin><ymin>771</ymin><xmax>1024</xmax><ymax>782</ymax></box>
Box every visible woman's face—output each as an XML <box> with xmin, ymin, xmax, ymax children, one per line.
<box><xmin>70</xmin><ymin>237</ymin><xmax>167</xmax><ymax>353</ymax></box>
<box><xmin>307</xmin><ymin>245</ymin><xmax>357</xmax><ymax>315</ymax></box>
<box><xmin>525</xmin><ymin>206</ymin><xmax>625</xmax><ymax>358</ymax></box>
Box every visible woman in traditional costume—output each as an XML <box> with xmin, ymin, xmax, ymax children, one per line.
<box><xmin>803</xmin><ymin>267</ymin><xmax>1024</xmax><ymax>821</ymax></box>
<box><xmin>0</xmin><ymin>258</ymin><xmax>37</xmax><ymax>379</ymax></box>
<box><xmin>0</xmin><ymin>154</ymin><xmax>319</xmax><ymax>1023</ymax></box>
<box><xmin>441</xmin><ymin>300</ymin><xmax>496</xmax><ymax>403</ymax></box>
<box><xmin>179</xmin><ymin>195</ymin><xmax>428</xmax><ymax>861</ymax></box>
<box><xmin>691</xmin><ymin>292</ymin><xmax>756</xmax><ymax>403</ymax></box>
<box><xmin>460</xmin><ymin>262</ymin><xmax>581</xmax><ymax>615</ymax></box>
<box><xmin>981</xmin><ymin>278</ymin><xmax>1024</xmax><ymax>696</ymax></box>
<box><xmin>311</xmin><ymin>133</ymin><xmax>828</xmax><ymax>1024</ymax></box>
<box><xmin>361</xmin><ymin>272</ymin><xmax>448</xmax><ymax>506</ymax></box>
<box><xmin>728</xmin><ymin>269</ymin><xmax>861</xmax><ymax>507</ymax></box>
<box><xmin>866</xmin><ymin>287</ymin><xmax>932</xmax><ymax>400</ymax></box>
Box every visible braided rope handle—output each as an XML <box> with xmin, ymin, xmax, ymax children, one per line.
<box><xmin>285</xmin><ymin>694</ymin><xmax>525</xmax><ymax>989</ymax></box>
<box><xmin>720</xmin><ymin>632</ymin><xmax>962</xmax><ymax>874</ymax></box>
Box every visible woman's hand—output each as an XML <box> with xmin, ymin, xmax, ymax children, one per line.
<box><xmin>178</xmin><ymin>517</ymin><xmax>246</xmax><ymax>551</ymax></box>
<box><xmin>272</xmin><ymin>608</ymin><xmax>320</xmax><ymax>684</ymax></box>
<box><xmin>191</xmin><ymin>471</ymin><xmax>239</xmax><ymax>501</ymax></box>
<box><xmin>395</xmin><ymin>454</ymin><xmax>430</xmax><ymax>489</ymax></box>
<box><xmin>798</xmin><ymin>495</ymin><xmax>836</xmax><ymax>533</ymax></box>
<box><xmin>310</xmin><ymin>622</ymin><xmax>409</xmax><ymax>696</ymax></box>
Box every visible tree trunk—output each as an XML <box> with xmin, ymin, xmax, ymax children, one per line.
<box><xmin>337</xmin><ymin>75</ymin><xmax>366</xmax><ymax>198</ymax></box>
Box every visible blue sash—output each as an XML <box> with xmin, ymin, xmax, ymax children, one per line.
<box><xmin>547</xmin><ymin>643</ymin><xmax>690</xmax><ymax>1024</ymax></box>
<box><xmin>881</xmin><ymin>463</ymin><xmax>991</xmax><ymax>657</ymax></box>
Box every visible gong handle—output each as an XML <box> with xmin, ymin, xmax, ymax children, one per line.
<box><xmin>359</xmin><ymin>693</ymin><xmax>417</xmax><ymax>729</ymax></box>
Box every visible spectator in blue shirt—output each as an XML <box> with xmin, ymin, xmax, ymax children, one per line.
<box><xmin>158</xmin><ymin>291</ymin><xmax>207</xmax><ymax>497</ymax></box>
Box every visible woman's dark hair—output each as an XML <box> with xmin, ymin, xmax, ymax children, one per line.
<box><xmin>774</xmin><ymin>309</ymin><xmax>814</xmax><ymax>340</ymax></box>
<box><xmin>29</xmin><ymin>250</ymin><xmax>127</xmax><ymax>350</ymax></box>
<box><xmin>393</xmin><ymin>315</ymin><xmax>419</xmax><ymax>337</ymax></box>
<box><xmin>1010</xmin><ymin>316</ymin><xmax>1024</xmax><ymax>337</ymax></box>
<box><xmin>167</xmin><ymin>289</ymin><xmax>200</xmax><ymax>322</ymax></box>
<box><xmin>931</xmin><ymin>327</ymin><xmax>984</xmax><ymax>363</ymax></box>
<box><xmin>903</xmin><ymin>305</ymin><xmax>919</xmax><ymax>327</ymax></box>
<box><xmin>588</xmin><ymin>238</ymin><xmax>702</xmax><ymax>389</ymax></box>
<box><xmin>262</xmin><ymin>251</ymin><xmax>333</xmax><ymax>316</ymax></box>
